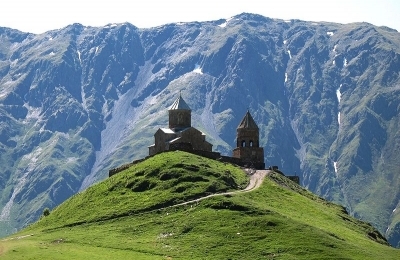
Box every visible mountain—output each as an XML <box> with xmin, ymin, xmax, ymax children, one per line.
<box><xmin>0</xmin><ymin>13</ymin><xmax>399</xmax><ymax>246</ymax></box>
<box><xmin>1</xmin><ymin>151</ymin><xmax>399</xmax><ymax>259</ymax></box>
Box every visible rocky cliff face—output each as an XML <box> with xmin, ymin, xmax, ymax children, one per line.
<box><xmin>0</xmin><ymin>13</ymin><xmax>399</xmax><ymax>246</ymax></box>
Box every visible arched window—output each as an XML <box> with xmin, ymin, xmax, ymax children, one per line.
<box><xmin>241</xmin><ymin>140</ymin><xmax>246</xmax><ymax>147</ymax></box>
<box><xmin>249</xmin><ymin>141</ymin><xmax>253</xmax><ymax>147</ymax></box>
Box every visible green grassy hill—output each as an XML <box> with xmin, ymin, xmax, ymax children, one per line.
<box><xmin>1</xmin><ymin>151</ymin><xmax>399</xmax><ymax>259</ymax></box>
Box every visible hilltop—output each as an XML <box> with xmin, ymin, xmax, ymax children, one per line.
<box><xmin>1</xmin><ymin>151</ymin><xmax>399</xmax><ymax>259</ymax></box>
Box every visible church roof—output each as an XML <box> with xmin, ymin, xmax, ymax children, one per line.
<box><xmin>169</xmin><ymin>94</ymin><xmax>191</xmax><ymax>110</ymax></box>
<box><xmin>168</xmin><ymin>137</ymin><xmax>182</xmax><ymax>143</ymax></box>
<box><xmin>238</xmin><ymin>110</ymin><xmax>259</xmax><ymax>129</ymax></box>
<box><xmin>160</xmin><ymin>128</ymin><xmax>175</xmax><ymax>134</ymax></box>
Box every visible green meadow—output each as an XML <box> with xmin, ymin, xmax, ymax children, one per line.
<box><xmin>1</xmin><ymin>151</ymin><xmax>399</xmax><ymax>259</ymax></box>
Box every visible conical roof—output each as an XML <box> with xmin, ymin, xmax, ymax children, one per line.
<box><xmin>238</xmin><ymin>110</ymin><xmax>259</xmax><ymax>129</ymax></box>
<box><xmin>169</xmin><ymin>94</ymin><xmax>191</xmax><ymax>110</ymax></box>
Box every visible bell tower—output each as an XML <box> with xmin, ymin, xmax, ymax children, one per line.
<box><xmin>168</xmin><ymin>93</ymin><xmax>191</xmax><ymax>131</ymax></box>
<box><xmin>232</xmin><ymin>110</ymin><xmax>265</xmax><ymax>169</ymax></box>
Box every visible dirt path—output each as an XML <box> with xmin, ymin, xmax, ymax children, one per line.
<box><xmin>243</xmin><ymin>169</ymin><xmax>269</xmax><ymax>191</ymax></box>
<box><xmin>1</xmin><ymin>234</ymin><xmax>33</xmax><ymax>242</ymax></box>
<box><xmin>170</xmin><ymin>169</ymin><xmax>269</xmax><ymax>208</ymax></box>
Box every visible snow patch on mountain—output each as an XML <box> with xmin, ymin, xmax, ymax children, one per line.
<box><xmin>332</xmin><ymin>44</ymin><xmax>338</xmax><ymax>65</ymax></box>
<box><xmin>336</xmin><ymin>84</ymin><xmax>342</xmax><ymax>125</ymax></box>
<box><xmin>104</xmin><ymin>24</ymin><xmax>118</xmax><ymax>29</ymax></box>
<box><xmin>336</xmin><ymin>86</ymin><xmax>342</xmax><ymax>103</ymax></box>
<box><xmin>287</xmin><ymin>50</ymin><xmax>292</xmax><ymax>59</ymax></box>
<box><xmin>333</xmin><ymin>161</ymin><xmax>338</xmax><ymax>174</ymax></box>
<box><xmin>218</xmin><ymin>17</ymin><xmax>232</xmax><ymax>28</ymax></box>
<box><xmin>193</xmin><ymin>64</ymin><xmax>203</xmax><ymax>74</ymax></box>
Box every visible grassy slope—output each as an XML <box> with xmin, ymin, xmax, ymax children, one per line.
<box><xmin>1</xmin><ymin>151</ymin><xmax>399</xmax><ymax>259</ymax></box>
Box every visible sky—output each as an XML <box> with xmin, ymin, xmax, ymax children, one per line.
<box><xmin>1</xmin><ymin>0</ymin><xmax>400</xmax><ymax>34</ymax></box>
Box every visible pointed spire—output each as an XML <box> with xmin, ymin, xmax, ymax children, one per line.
<box><xmin>238</xmin><ymin>110</ymin><xmax>259</xmax><ymax>129</ymax></box>
<box><xmin>169</xmin><ymin>92</ymin><xmax>191</xmax><ymax>110</ymax></box>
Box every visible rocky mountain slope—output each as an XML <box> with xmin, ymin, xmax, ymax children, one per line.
<box><xmin>0</xmin><ymin>13</ymin><xmax>399</xmax><ymax>246</ymax></box>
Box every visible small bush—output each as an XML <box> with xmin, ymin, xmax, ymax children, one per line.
<box><xmin>43</xmin><ymin>208</ymin><xmax>50</xmax><ymax>217</ymax></box>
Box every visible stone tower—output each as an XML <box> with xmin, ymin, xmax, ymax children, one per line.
<box><xmin>168</xmin><ymin>94</ymin><xmax>191</xmax><ymax>131</ymax></box>
<box><xmin>232</xmin><ymin>110</ymin><xmax>265</xmax><ymax>169</ymax></box>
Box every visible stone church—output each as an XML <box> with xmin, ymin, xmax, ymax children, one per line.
<box><xmin>148</xmin><ymin>94</ymin><xmax>265</xmax><ymax>169</ymax></box>
<box><xmin>148</xmin><ymin>94</ymin><xmax>213</xmax><ymax>156</ymax></box>
<box><xmin>112</xmin><ymin>95</ymin><xmax>301</xmax><ymax>182</ymax></box>
<box><xmin>112</xmin><ymin>94</ymin><xmax>300</xmax><ymax>183</ymax></box>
